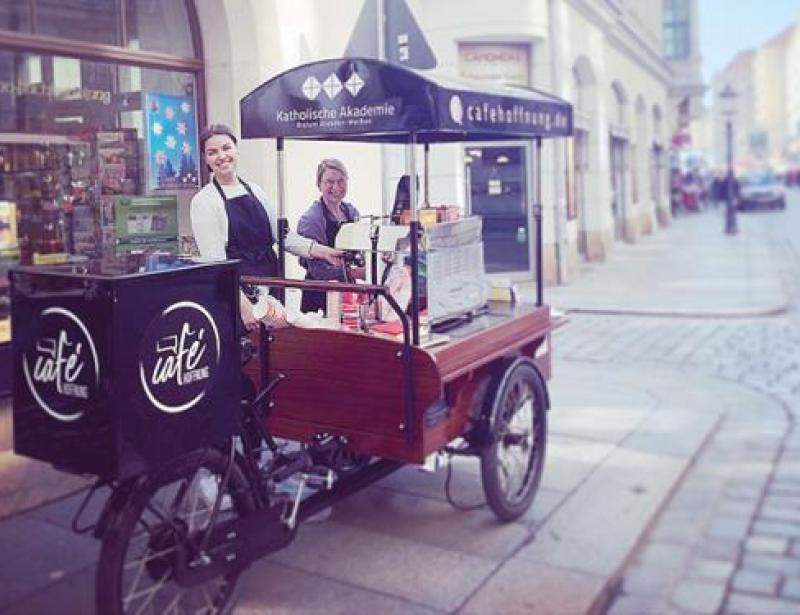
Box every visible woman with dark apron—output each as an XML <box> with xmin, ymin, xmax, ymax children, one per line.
<box><xmin>297</xmin><ymin>158</ymin><xmax>362</xmax><ymax>314</ymax></box>
<box><xmin>190</xmin><ymin>125</ymin><xmax>343</xmax><ymax>330</ymax></box>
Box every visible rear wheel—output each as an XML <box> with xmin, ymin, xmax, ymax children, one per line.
<box><xmin>480</xmin><ymin>359</ymin><xmax>548</xmax><ymax>521</ymax></box>
<box><xmin>97</xmin><ymin>449</ymin><xmax>255</xmax><ymax>615</ymax></box>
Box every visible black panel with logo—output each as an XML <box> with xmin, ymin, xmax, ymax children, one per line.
<box><xmin>10</xmin><ymin>256</ymin><xmax>240</xmax><ymax>480</ymax></box>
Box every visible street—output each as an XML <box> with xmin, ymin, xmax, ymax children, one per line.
<box><xmin>1</xmin><ymin>191</ymin><xmax>799</xmax><ymax>614</ymax></box>
<box><xmin>564</xmin><ymin>188</ymin><xmax>800</xmax><ymax>614</ymax></box>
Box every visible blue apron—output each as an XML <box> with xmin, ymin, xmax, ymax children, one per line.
<box><xmin>214</xmin><ymin>177</ymin><xmax>279</xmax><ymax>278</ymax></box>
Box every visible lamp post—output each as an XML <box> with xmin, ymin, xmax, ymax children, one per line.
<box><xmin>719</xmin><ymin>84</ymin><xmax>738</xmax><ymax>235</ymax></box>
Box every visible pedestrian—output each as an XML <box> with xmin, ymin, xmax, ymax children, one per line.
<box><xmin>710</xmin><ymin>173</ymin><xmax>723</xmax><ymax>208</ymax></box>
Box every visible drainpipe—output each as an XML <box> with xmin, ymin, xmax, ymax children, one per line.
<box><xmin>547</xmin><ymin>0</ymin><xmax>566</xmax><ymax>284</ymax></box>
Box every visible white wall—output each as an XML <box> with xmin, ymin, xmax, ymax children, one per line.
<box><xmin>194</xmin><ymin>0</ymin><xmax>671</xmax><ymax>283</ymax></box>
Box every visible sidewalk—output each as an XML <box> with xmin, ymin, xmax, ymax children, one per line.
<box><xmin>0</xmin><ymin>364</ymin><xmax>768</xmax><ymax>615</ymax></box>
<box><xmin>524</xmin><ymin>209</ymin><xmax>788</xmax><ymax>318</ymax></box>
<box><xmin>0</xmin><ymin>209</ymin><xmax>790</xmax><ymax>614</ymax></box>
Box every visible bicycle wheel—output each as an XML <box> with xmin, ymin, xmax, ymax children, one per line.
<box><xmin>480</xmin><ymin>359</ymin><xmax>548</xmax><ymax>521</ymax></box>
<box><xmin>97</xmin><ymin>448</ymin><xmax>255</xmax><ymax>615</ymax></box>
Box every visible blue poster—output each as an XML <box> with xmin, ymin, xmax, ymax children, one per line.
<box><xmin>144</xmin><ymin>92</ymin><xmax>200</xmax><ymax>191</ymax></box>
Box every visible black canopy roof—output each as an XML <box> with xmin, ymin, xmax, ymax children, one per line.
<box><xmin>240</xmin><ymin>58</ymin><xmax>573</xmax><ymax>143</ymax></box>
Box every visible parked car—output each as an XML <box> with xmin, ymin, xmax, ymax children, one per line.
<box><xmin>738</xmin><ymin>171</ymin><xmax>786</xmax><ymax>211</ymax></box>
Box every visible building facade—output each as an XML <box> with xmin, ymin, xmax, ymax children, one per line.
<box><xmin>558</xmin><ymin>0</ymin><xmax>672</xmax><ymax>271</ymax></box>
<box><xmin>712</xmin><ymin>15</ymin><xmax>800</xmax><ymax>174</ymax></box>
<box><xmin>0</xmin><ymin>0</ymin><xmax>676</xmax><ymax>392</ymax></box>
<box><xmin>711</xmin><ymin>50</ymin><xmax>755</xmax><ymax>172</ymax></box>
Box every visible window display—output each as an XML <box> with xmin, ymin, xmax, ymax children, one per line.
<box><xmin>0</xmin><ymin>0</ymin><xmax>203</xmax><ymax>361</ymax></box>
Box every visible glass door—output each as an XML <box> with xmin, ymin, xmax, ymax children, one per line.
<box><xmin>465</xmin><ymin>143</ymin><xmax>532</xmax><ymax>275</ymax></box>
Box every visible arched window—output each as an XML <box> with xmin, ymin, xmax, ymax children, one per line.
<box><xmin>1</xmin><ymin>0</ymin><xmax>200</xmax><ymax>58</ymax></box>
<box><xmin>611</xmin><ymin>82</ymin><xmax>628</xmax><ymax>128</ymax></box>
<box><xmin>572</xmin><ymin>66</ymin><xmax>584</xmax><ymax>113</ymax></box>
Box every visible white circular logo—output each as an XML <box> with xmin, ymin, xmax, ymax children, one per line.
<box><xmin>138</xmin><ymin>301</ymin><xmax>221</xmax><ymax>415</ymax></box>
<box><xmin>449</xmin><ymin>95</ymin><xmax>464</xmax><ymax>125</ymax></box>
<box><xmin>22</xmin><ymin>307</ymin><xmax>100</xmax><ymax>423</ymax></box>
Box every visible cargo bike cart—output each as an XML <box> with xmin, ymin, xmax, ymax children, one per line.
<box><xmin>10</xmin><ymin>58</ymin><xmax>572</xmax><ymax>614</ymax></box>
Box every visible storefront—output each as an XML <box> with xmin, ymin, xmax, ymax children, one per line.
<box><xmin>458</xmin><ymin>42</ymin><xmax>537</xmax><ymax>278</ymax></box>
<box><xmin>0</xmin><ymin>0</ymin><xmax>204</xmax><ymax>394</ymax></box>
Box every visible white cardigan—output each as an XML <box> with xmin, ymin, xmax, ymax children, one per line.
<box><xmin>189</xmin><ymin>180</ymin><xmax>313</xmax><ymax>262</ymax></box>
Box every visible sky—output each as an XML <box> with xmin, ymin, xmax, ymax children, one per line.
<box><xmin>698</xmin><ymin>0</ymin><xmax>800</xmax><ymax>86</ymax></box>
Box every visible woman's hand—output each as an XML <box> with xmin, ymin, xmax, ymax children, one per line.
<box><xmin>311</xmin><ymin>243</ymin><xmax>345</xmax><ymax>267</ymax></box>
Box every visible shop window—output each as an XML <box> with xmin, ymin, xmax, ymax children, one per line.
<box><xmin>573</xmin><ymin>129</ymin><xmax>589</xmax><ymax>222</ymax></box>
<box><xmin>0</xmin><ymin>47</ymin><xmax>200</xmax><ymax>279</ymax></box>
<box><xmin>663</xmin><ymin>0</ymin><xmax>690</xmax><ymax>59</ymax></box>
<box><xmin>0</xmin><ymin>0</ymin><xmax>30</xmax><ymax>32</ymax></box>
<box><xmin>36</xmin><ymin>0</ymin><xmax>121</xmax><ymax>46</ymax></box>
<box><xmin>0</xmin><ymin>1</ymin><xmax>198</xmax><ymax>59</ymax></box>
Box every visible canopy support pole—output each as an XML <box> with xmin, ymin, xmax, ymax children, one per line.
<box><xmin>407</xmin><ymin>135</ymin><xmax>420</xmax><ymax>346</ymax></box>
<box><xmin>423</xmin><ymin>142</ymin><xmax>430</xmax><ymax>207</ymax></box>
<box><xmin>276</xmin><ymin>137</ymin><xmax>286</xmax><ymax>301</ymax></box>
<box><xmin>535</xmin><ymin>137</ymin><xmax>543</xmax><ymax>307</ymax></box>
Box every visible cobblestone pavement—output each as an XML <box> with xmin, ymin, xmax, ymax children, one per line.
<box><xmin>556</xmin><ymin>213</ymin><xmax>800</xmax><ymax>614</ymax></box>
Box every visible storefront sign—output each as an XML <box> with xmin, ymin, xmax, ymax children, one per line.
<box><xmin>458</xmin><ymin>43</ymin><xmax>531</xmax><ymax>86</ymax></box>
<box><xmin>0</xmin><ymin>80</ymin><xmax>112</xmax><ymax>105</ymax></box>
<box><xmin>444</xmin><ymin>93</ymin><xmax>571</xmax><ymax>134</ymax></box>
<box><xmin>144</xmin><ymin>92</ymin><xmax>200</xmax><ymax>191</ymax></box>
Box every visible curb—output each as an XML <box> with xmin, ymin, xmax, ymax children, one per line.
<box><xmin>556</xmin><ymin>303</ymin><xmax>789</xmax><ymax>319</ymax></box>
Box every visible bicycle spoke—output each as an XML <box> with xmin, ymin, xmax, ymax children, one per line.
<box><xmin>125</xmin><ymin>567</ymin><xmax>170</xmax><ymax>614</ymax></box>
<box><xmin>160</xmin><ymin>588</ymin><xmax>185</xmax><ymax>615</ymax></box>
<box><xmin>97</xmin><ymin>450</ymin><xmax>252</xmax><ymax>614</ymax></box>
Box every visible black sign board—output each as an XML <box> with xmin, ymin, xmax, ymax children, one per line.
<box><xmin>10</xmin><ymin>257</ymin><xmax>240</xmax><ymax>480</ymax></box>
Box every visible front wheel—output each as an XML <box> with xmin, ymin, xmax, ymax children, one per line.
<box><xmin>480</xmin><ymin>359</ymin><xmax>548</xmax><ymax>521</ymax></box>
<box><xmin>97</xmin><ymin>448</ymin><xmax>255</xmax><ymax>615</ymax></box>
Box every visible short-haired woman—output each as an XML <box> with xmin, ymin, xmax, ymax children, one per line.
<box><xmin>297</xmin><ymin>157</ymin><xmax>363</xmax><ymax>314</ymax></box>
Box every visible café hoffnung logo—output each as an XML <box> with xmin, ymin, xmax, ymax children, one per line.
<box><xmin>138</xmin><ymin>301</ymin><xmax>220</xmax><ymax>415</ymax></box>
<box><xmin>22</xmin><ymin>307</ymin><xmax>100</xmax><ymax>422</ymax></box>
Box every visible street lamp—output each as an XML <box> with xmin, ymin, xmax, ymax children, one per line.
<box><xmin>719</xmin><ymin>84</ymin><xmax>738</xmax><ymax>235</ymax></box>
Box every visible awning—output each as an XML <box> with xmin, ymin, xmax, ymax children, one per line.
<box><xmin>240</xmin><ymin>57</ymin><xmax>573</xmax><ymax>143</ymax></box>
